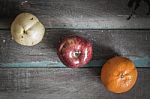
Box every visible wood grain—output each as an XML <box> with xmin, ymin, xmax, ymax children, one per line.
<box><xmin>0</xmin><ymin>68</ymin><xmax>149</xmax><ymax>99</ymax></box>
<box><xmin>0</xmin><ymin>0</ymin><xmax>150</xmax><ymax>29</ymax></box>
<box><xmin>0</xmin><ymin>29</ymin><xmax>150</xmax><ymax>67</ymax></box>
<box><xmin>0</xmin><ymin>0</ymin><xmax>149</xmax><ymax>98</ymax></box>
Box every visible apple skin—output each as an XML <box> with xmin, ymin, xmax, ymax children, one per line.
<box><xmin>57</xmin><ymin>35</ymin><xmax>93</xmax><ymax>68</ymax></box>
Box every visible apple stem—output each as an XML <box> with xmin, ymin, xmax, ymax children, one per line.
<box><xmin>74</xmin><ymin>51</ymin><xmax>81</xmax><ymax>58</ymax></box>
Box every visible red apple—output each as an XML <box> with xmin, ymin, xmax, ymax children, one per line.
<box><xmin>57</xmin><ymin>35</ymin><xmax>93</xmax><ymax>68</ymax></box>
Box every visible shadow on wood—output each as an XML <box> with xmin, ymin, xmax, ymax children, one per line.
<box><xmin>93</xmin><ymin>43</ymin><xmax>120</xmax><ymax>60</ymax></box>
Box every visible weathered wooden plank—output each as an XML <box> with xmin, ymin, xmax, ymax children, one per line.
<box><xmin>0</xmin><ymin>0</ymin><xmax>150</xmax><ymax>29</ymax></box>
<box><xmin>0</xmin><ymin>68</ymin><xmax>149</xmax><ymax>99</ymax></box>
<box><xmin>0</xmin><ymin>29</ymin><xmax>150</xmax><ymax>67</ymax></box>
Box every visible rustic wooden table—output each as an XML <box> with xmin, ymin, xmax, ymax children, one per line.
<box><xmin>0</xmin><ymin>0</ymin><xmax>150</xmax><ymax>99</ymax></box>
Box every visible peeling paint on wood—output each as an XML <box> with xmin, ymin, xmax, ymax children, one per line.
<box><xmin>0</xmin><ymin>29</ymin><xmax>150</xmax><ymax>67</ymax></box>
<box><xmin>0</xmin><ymin>56</ymin><xmax>150</xmax><ymax>67</ymax></box>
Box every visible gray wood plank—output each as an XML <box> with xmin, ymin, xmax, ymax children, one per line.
<box><xmin>0</xmin><ymin>0</ymin><xmax>150</xmax><ymax>29</ymax></box>
<box><xmin>0</xmin><ymin>68</ymin><xmax>149</xmax><ymax>99</ymax></box>
<box><xmin>0</xmin><ymin>29</ymin><xmax>150</xmax><ymax>67</ymax></box>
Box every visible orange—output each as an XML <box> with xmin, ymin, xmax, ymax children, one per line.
<box><xmin>101</xmin><ymin>56</ymin><xmax>138</xmax><ymax>93</ymax></box>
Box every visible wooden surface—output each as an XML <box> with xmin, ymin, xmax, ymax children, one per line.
<box><xmin>0</xmin><ymin>68</ymin><xmax>148</xmax><ymax>99</ymax></box>
<box><xmin>0</xmin><ymin>0</ymin><xmax>150</xmax><ymax>29</ymax></box>
<box><xmin>0</xmin><ymin>29</ymin><xmax>150</xmax><ymax>67</ymax></box>
<box><xmin>0</xmin><ymin>0</ymin><xmax>150</xmax><ymax>67</ymax></box>
<box><xmin>0</xmin><ymin>0</ymin><xmax>150</xmax><ymax>99</ymax></box>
